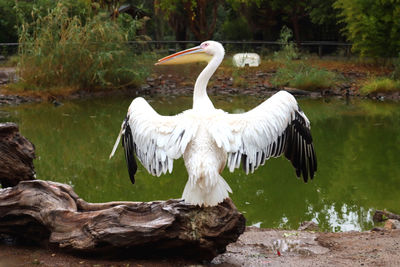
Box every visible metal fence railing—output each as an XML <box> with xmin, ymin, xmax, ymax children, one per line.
<box><xmin>126</xmin><ymin>40</ymin><xmax>352</xmax><ymax>57</ymax></box>
<box><xmin>0</xmin><ymin>40</ymin><xmax>352</xmax><ymax>60</ymax></box>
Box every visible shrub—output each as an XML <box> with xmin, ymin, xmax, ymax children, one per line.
<box><xmin>271</xmin><ymin>62</ymin><xmax>336</xmax><ymax>90</ymax></box>
<box><xmin>272</xmin><ymin>26</ymin><xmax>336</xmax><ymax>91</ymax></box>
<box><xmin>360</xmin><ymin>78</ymin><xmax>400</xmax><ymax>95</ymax></box>
<box><xmin>17</xmin><ymin>3</ymin><xmax>148</xmax><ymax>91</ymax></box>
<box><xmin>273</xmin><ymin>26</ymin><xmax>299</xmax><ymax>63</ymax></box>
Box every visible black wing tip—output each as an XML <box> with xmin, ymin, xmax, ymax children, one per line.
<box><xmin>285</xmin><ymin>110</ymin><xmax>317</xmax><ymax>183</ymax></box>
<box><xmin>128</xmin><ymin>171</ymin><xmax>136</xmax><ymax>184</ymax></box>
<box><xmin>122</xmin><ymin>122</ymin><xmax>138</xmax><ymax>185</ymax></box>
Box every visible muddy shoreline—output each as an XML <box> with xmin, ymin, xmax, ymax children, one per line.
<box><xmin>1</xmin><ymin>66</ymin><xmax>400</xmax><ymax>107</ymax></box>
<box><xmin>1</xmin><ymin>227</ymin><xmax>400</xmax><ymax>266</ymax></box>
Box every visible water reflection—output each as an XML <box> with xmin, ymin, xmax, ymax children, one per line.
<box><xmin>306</xmin><ymin>203</ymin><xmax>374</xmax><ymax>232</ymax></box>
<box><xmin>1</xmin><ymin>95</ymin><xmax>399</xmax><ymax>232</ymax></box>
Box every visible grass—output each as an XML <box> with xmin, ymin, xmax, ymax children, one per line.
<box><xmin>268</xmin><ymin>27</ymin><xmax>338</xmax><ymax>91</ymax></box>
<box><xmin>360</xmin><ymin>78</ymin><xmax>400</xmax><ymax>95</ymax></box>
<box><xmin>0</xmin><ymin>55</ymin><xmax>19</xmax><ymax>67</ymax></box>
<box><xmin>271</xmin><ymin>61</ymin><xmax>337</xmax><ymax>91</ymax></box>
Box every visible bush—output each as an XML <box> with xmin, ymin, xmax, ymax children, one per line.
<box><xmin>271</xmin><ymin>62</ymin><xmax>337</xmax><ymax>90</ymax></box>
<box><xmin>272</xmin><ymin>26</ymin><xmax>336</xmax><ymax>91</ymax></box>
<box><xmin>17</xmin><ymin>3</ymin><xmax>148</xmax><ymax>91</ymax></box>
<box><xmin>273</xmin><ymin>26</ymin><xmax>299</xmax><ymax>63</ymax></box>
<box><xmin>360</xmin><ymin>78</ymin><xmax>400</xmax><ymax>95</ymax></box>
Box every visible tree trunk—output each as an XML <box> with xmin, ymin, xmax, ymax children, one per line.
<box><xmin>0</xmin><ymin>122</ymin><xmax>35</xmax><ymax>188</ymax></box>
<box><xmin>291</xmin><ymin>15</ymin><xmax>301</xmax><ymax>46</ymax></box>
<box><xmin>185</xmin><ymin>0</ymin><xmax>218</xmax><ymax>41</ymax></box>
<box><xmin>0</xmin><ymin>180</ymin><xmax>245</xmax><ymax>261</ymax></box>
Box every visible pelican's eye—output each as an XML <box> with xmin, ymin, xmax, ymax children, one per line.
<box><xmin>202</xmin><ymin>43</ymin><xmax>209</xmax><ymax>48</ymax></box>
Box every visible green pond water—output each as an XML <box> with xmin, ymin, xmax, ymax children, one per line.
<box><xmin>1</xmin><ymin>95</ymin><xmax>400</xmax><ymax>232</ymax></box>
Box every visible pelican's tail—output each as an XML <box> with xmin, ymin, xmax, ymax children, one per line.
<box><xmin>109</xmin><ymin>121</ymin><xmax>125</xmax><ymax>159</ymax></box>
<box><xmin>182</xmin><ymin>173</ymin><xmax>232</xmax><ymax>207</ymax></box>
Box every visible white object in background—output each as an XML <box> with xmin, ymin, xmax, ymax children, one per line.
<box><xmin>232</xmin><ymin>53</ymin><xmax>261</xmax><ymax>67</ymax></box>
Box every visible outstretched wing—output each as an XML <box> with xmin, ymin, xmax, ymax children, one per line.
<box><xmin>210</xmin><ymin>90</ymin><xmax>317</xmax><ymax>182</ymax></box>
<box><xmin>110</xmin><ymin>97</ymin><xmax>196</xmax><ymax>183</ymax></box>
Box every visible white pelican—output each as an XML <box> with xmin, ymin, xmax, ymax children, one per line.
<box><xmin>110</xmin><ymin>41</ymin><xmax>317</xmax><ymax>206</ymax></box>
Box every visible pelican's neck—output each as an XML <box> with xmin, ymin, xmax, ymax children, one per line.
<box><xmin>193</xmin><ymin>53</ymin><xmax>223</xmax><ymax>111</ymax></box>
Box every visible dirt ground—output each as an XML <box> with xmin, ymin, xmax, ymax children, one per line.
<box><xmin>1</xmin><ymin>227</ymin><xmax>400</xmax><ymax>267</ymax></box>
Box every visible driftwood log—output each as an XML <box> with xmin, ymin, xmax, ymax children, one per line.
<box><xmin>373</xmin><ymin>210</ymin><xmax>400</xmax><ymax>222</ymax></box>
<box><xmin>0</xmin><ymin>122</ymin><xmax>35</xmax><ymax>188</ymax></box>
<box><xmin>0</xmin><ymin>180</ymin><xmax>245</xmax><ymax>260</ymax></box>
<box><xmin>0</xmin><ymin>123</ymin><xmax>245</xmax><ymax>261</ymax></box>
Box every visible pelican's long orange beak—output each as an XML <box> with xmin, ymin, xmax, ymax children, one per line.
<box><xmin>155</xmin><ymin>45</ymin><xmax>211</xmax><ymax>65</ymax></box>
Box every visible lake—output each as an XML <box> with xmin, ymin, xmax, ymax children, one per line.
<box><xmin>1</xmin><ymin>94</ymin><xmax>399</xmax><ymax>232</ymax></box>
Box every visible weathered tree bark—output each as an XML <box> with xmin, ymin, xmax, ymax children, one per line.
<box><xmin>0</xmin><ymin>122</ymin><xmax>35</xmax><ymax>188</ymax></box>
<box><xmin>0</xmin><ymin>180</ymin><xmax>245</xmax><ymax>261</ymax></box>
<box><xmin>373</xmin><ymin>210</ymin><xmax>400</xmax><ymax>222</ymax></box>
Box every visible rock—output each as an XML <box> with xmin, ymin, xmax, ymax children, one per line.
<box><xmin>0</xmin><ymin>68</ymin><xmax>17</xmax><ymax>84</ymax></box>
<box><xmin>371</xmin><ymin>227</ymin><xmax>385</xmax><ymax>232</ymax></box>
<box><xmin>298</xmin><ymin>221</ymin><xmax>319</xmax><ymax>231</ymax></box>
<box><xmin>0</xmin><ymin>94</ymin><xmax>36</xmax><ymax>106</ymax></box>
<box><xmin>384</xmin><ymin>219</ymin><xmax>400</xmax><ymax>230</ymax></box>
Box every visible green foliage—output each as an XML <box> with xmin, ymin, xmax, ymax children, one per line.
<box><xmin>271</xmin><ymin>62</ymin><xmax>336</xmax><ymax>90</ymax></box>
<box><xmin>360</xmin><ymin>78</ymin><xmax>400</xmax><ymax>95</ymax></box>
<box><xmin>0</xmin><ymin>0</ymin><xmax>17</xmax><ymax>42</ymax></box>
<box><xmin>17</xmin><ymin>3</ymin><xmax>148</xmax><ymax>91</ymax></box>
<box><xmin>307</xmin><ymin>0</ymin><xmax>338</xmax><ymax>25</ymax></box>
<box><xmin>221</xmin><ymin>16</ymin><xmax>252</xmax><ymax>40</ymax></box>
<box><xmin>272</xmin><ymin>26</ymin><xmax>337</xmax><ymax>90</ymax></box>
<box><xmin>0</xmin><ymin>54</ymin><xmax>19</xmax><ymax>67</ymax></box>
<box><xmin>273</xmin><ymin>26</ymin><xmax>299</xmax><ymax>62</ymax></box>
<box><xmin>391</xmin><ymin>54</ymin><xmax>400</xmax><ymax>80</ymax></box>
<box><xmin>334</xmin><ymin>0</ymin><xmax>400</xmax><ymax>58</ymax></box>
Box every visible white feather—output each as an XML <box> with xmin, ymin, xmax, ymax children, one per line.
<box><xmin>111</xmin><ymin>41</ymin><xmax>315</xmax><ymax>207</ymax></box>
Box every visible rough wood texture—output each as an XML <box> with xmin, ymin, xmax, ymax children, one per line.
<box><xmin>373</xmin><ymin>210</ymin><xmax>400</xmax><ymax>222</ymax></box>
<box><xmin>0</xmin><ymin>122</ymin><xmax>36</xmax><ymax>187</ymax></box>
<box><xmin>0</xmin><ymin>180</ymin><xmax>245</xmax><ymax>260</ymax></box>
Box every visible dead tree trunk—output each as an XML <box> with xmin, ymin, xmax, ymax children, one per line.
<box><xmin>373</xmin><ymin>210</ymin><xmax>400</xmax><ymax>222</ymax></box>
<box><xmin>0</xmin><ymin>122</ymin><xmax>36</xmax><ymax>188</ymax></box>
<box><xmin>0</xmin><ymin>180</ymin><xmax>245</xmax><ymax>261</ymax></box>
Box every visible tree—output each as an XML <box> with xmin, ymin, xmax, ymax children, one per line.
<box><xmin>0</xmin><ymin>0</ymin><xmax>17</xmax><ymax>43</ymax></box>
<box><xmin>228</xmin><ymin>0</ymin><xmax>278</xmax><ymax>40</ymax></box>
<box><xmin>229</xmin><ymin>0</ymin><xmax>310</xmax><ymax>44</ymax></box>
<box><xmin>269</xmin><ymin>0</ymin><xmax>310</xmax><ymax>45</ymax></box>
<box><xmin>156</xmin><ymin>0</ymin><xmax>188</xmax><ymax>43</ymax></box>
<box><xmin>334</xmin><ymin>0</ymin><xmax>400</xmax><ymax>58</ymax></box>
<box><xmin>158</xmin><ymin>0</ymin><xmax>221</xmax><ymax>41</ymax></box>
<box><xmin>307</xmin><ymin>0</ymin><xmax>338</xmax><ymax>26</ymax></box>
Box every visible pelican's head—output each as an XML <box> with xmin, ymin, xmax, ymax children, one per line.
<box><xmin>155</xmin><ymin>40</ymin><xmax>225</xmax><ymax>65</ymax></box>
